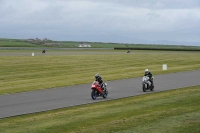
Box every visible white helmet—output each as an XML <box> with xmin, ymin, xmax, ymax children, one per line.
<box><xmin>145</xmin><ymin>69</ymin><xmax>149</xmax><ymax>74</ymax></box>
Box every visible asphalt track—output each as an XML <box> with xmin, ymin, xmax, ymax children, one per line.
<box><xmin>0</xmin><ymin>70</ymin><xmax>200</xmax><ymax>119</ymax></box>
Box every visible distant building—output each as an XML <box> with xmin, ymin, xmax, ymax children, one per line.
<box><xmin>78</xmin><ymin>43</ymin><xmax>91</xmax><ymax>47</ymax></box>
<box><xmin>27</xmin><ymin>39</ymin><xmax>35</xmax><ymax>41</ymax></box>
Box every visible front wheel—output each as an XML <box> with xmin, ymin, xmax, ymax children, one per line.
<box><xmin>142</xmin><ymin>84</ymin><xmax>146</xmax><ymax>92</ymax></box>
<box><xmin>91</xmin><ymin>89</ymin><xmax>97</xmax><ymax>100</ymax></box>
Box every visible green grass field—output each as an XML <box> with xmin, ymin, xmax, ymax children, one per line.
<box><xmin>0</xmin><ymin>40</ymin><xmax>40</xmax><ymax>47</ymax></box>
<box><xmin>0</xmin><ymin>50</ymin><xmax>200</xmax><ymax>95</ymax></box>
<box><xmin>0</xmin><ymin>85</ymin><xmax>199</xmax><ymax>133</ymax></box>
<box><xmin>0</xmin><ymin>45</ymin><xmax>199</xmax><ymax>133</ymax></box>
<box><xmin>1</xmin><ymin>38</ymin><xmax>200</xmax><ymax>50</ymax></box>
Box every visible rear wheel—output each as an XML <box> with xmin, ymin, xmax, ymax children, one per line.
<box><xmin>150</xmin><ymin>85</ymin><xmax>154</xmax><ymax>91</ymax></box>
<box><xmin>143</xmin><ymin>84</ymin><xmax>146</xmax><ymax>92</ymax></box>
<box><xmin>91</xmin><ymin>89</ymin><xmax>97</xmax><ymax>100</ymax></box>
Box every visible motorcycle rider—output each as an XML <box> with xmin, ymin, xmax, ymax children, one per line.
<box><xmin>95</xmin><ymin>73</ymin><xmax>105</xmax><ymax>91</ymax></box>
<box><xmin>144</xmin><ymin>69</ymin><xmax>154</xmax><ymax>86</ymax></box>
<box><xmin>42</xmin><ymin>49</ymin><xmax>46</xmax><ymax>53</ymax></box>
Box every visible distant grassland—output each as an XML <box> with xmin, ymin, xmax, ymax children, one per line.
<box><xmin>0</xmin><ymin>50</ymin><xmax>199</xmax><ymax>95</ymax></box>
<box><xmin>0</xmin><ymin>86</ymin><xmax>199</xmax><ymax>133</ymax></box>
<box><xmin>0</xmin><ymin>40</ymin><xmax>40</xmax><ymax>47</ymax></box>
<box><xmin>0</xmin><ymin>38</ymin><xmax>200</xmax><ymax>50</ymax></box>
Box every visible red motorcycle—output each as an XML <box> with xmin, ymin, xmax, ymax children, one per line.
<box><xmin>91</xmin><ymin>81</ymin><xmax>108</xmax><ymax>100</ymax></box>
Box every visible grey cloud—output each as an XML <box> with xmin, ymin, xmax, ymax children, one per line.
<box><xmin>0</xmin><ymin>0</ymin><xmax>200</xmax><ymax>45</ymax></box>
<box><xmin>92</xmin><ymin>0</ymin><xmax>200</xmax><ymax>9</ymax></box>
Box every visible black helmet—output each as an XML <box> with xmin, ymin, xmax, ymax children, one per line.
<box><xmin>95</xmin><ymin>73</ymin><xmax>100</xmax><ymax>79</ymax></box>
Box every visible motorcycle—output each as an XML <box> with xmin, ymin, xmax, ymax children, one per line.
<box><xmin>42</xmin><ymin>50</ymin><xmax>46</xmax><ymax>53</ymax></box>
<box><xmin>91</xmin><ymin>81</ymin><xmax>108</xmax><ymax>100</ymax></box>
<box><xmin>142</xmin><ymin>76</ymin><xmax>154</xmax><ymax>92</ymax></box>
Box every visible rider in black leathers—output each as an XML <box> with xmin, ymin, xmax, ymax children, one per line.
<box><xmin>42</xmin><ymin>49</ymin><xmax>46</xmax><ymax>53</ymax></box>
<box><xmin>144</xmin><ymin>69</ymin><xmax>154</xmax><ymax>86</ymax></box>
<box><xmin>95</xmin><ymin>73</ymin><xmax>105</xmax><ymax>91</ymax></box>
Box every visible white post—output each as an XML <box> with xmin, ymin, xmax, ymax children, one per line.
<box><xmin>32</xmin><ymin>53</ymin><xmax>34</xmax><ymax>56</ymax></box>
<box><xmin>162</xmin><ymin>64</ymin><xmax>167</xmax><ymax>70</ymax></box>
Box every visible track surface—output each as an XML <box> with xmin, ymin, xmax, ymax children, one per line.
<box><xmin>0</xmin><ymin>70</ymin><xmax>200</xmax><ymax>119</ymax></box>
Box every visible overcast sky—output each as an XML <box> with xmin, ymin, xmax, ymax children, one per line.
<box><xmin>0</xmin><ymin>0</ymin><xmax>200</xmax><ymax>45</ymax></box>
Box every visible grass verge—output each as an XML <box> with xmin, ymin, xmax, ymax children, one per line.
<box><xmin>0</xmin><ymin>85</ymin><xmax>199</xmax><ymax>133</ymax></box>
<box><xmin>0</xmin><ymin>50</ymin><xmax>200</xmax><ymax>95</ymax></box>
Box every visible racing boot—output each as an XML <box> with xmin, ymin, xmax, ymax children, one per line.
<box><xmin>101</xmin><ymin>84</ymin><xmax>105</xmax><ymax>94</ymax></box>
<box><xmin>150</xmin><ymin>79</ymin><xmax>154</xmax><ymax>87</ymax></box>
